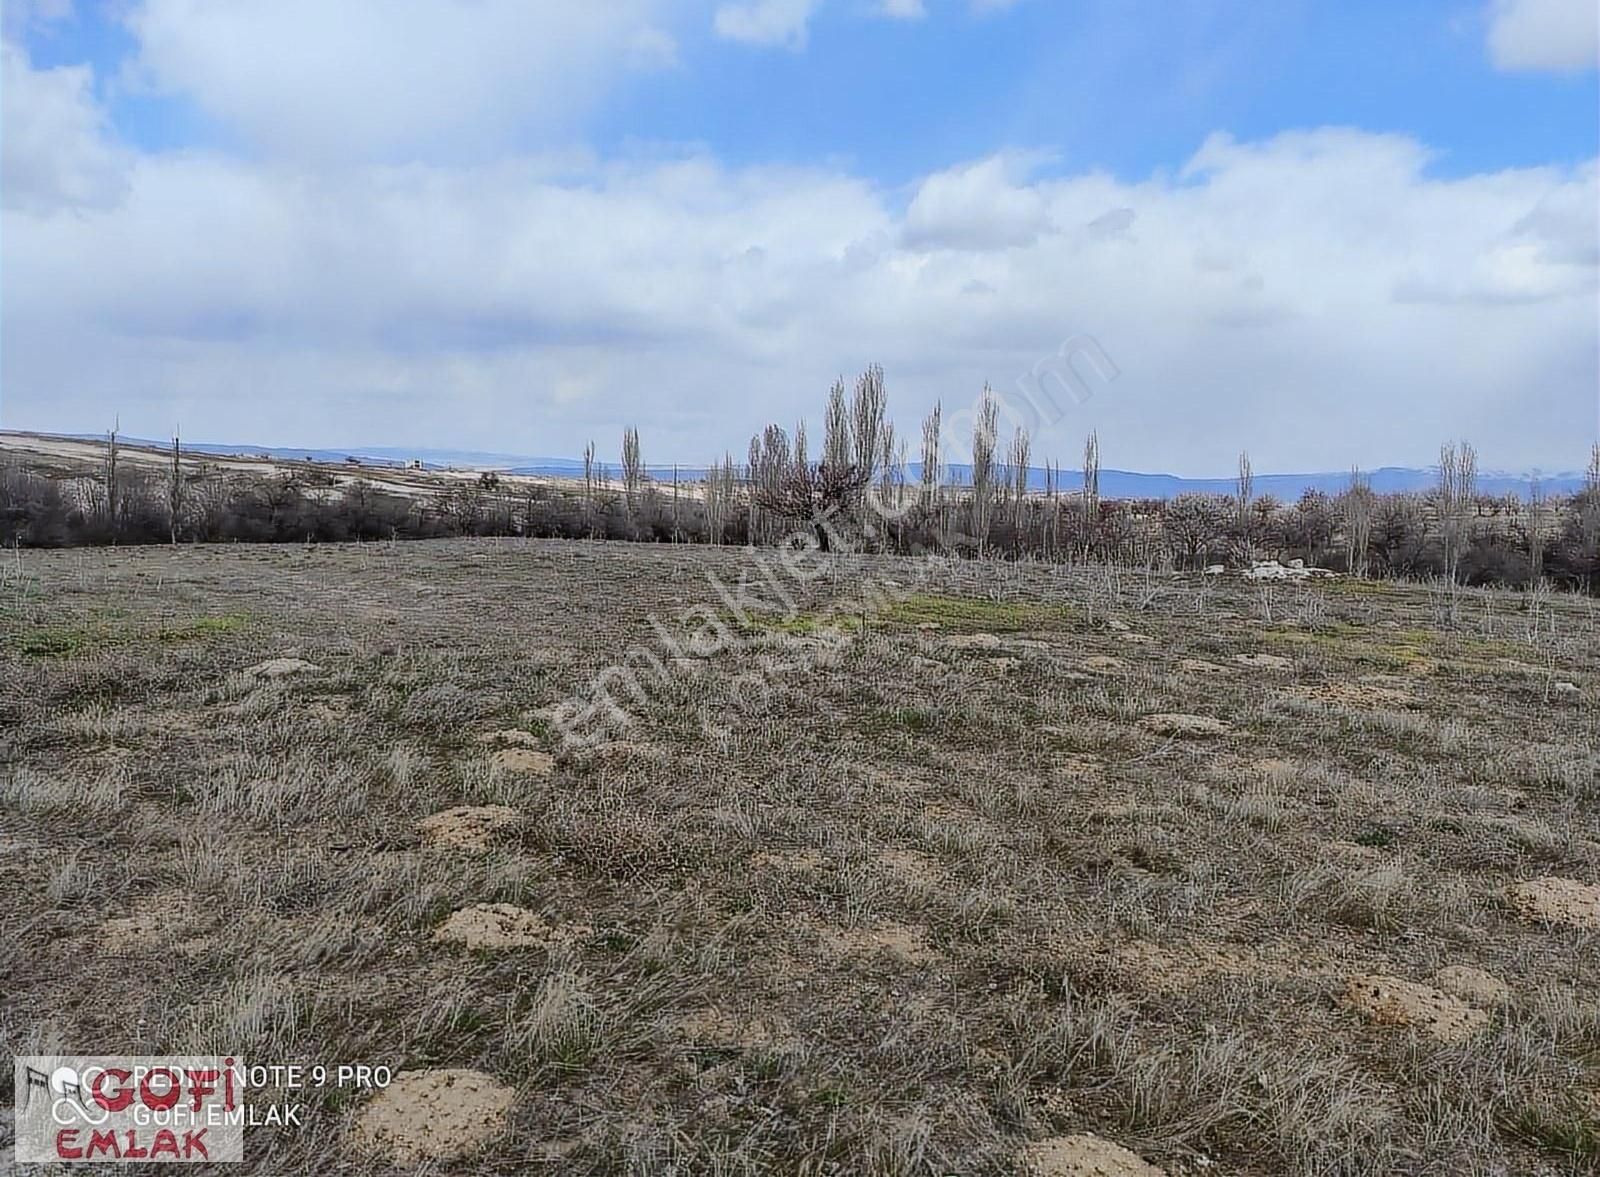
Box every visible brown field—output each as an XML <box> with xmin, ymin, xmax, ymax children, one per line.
<box><xmin>2</xmin><ymin>538</ymin><xmax>1597</xmax><ymax>1175</ymax></box>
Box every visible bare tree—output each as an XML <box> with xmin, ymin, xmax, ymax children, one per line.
<box><xmin>969</xmin><ymin>386</ymin><xmax>999</xmax><ymax>553</ymax></box>
<box><xmin>752</xmin><ymin>454</ymin><xmax>867</xmax><ymax>551</ymax></box>
<box><xmin>748</xmin><ymin>424</ymin><xmax>792</xmax><ymax>545</ymax></box>
<box><xmin>823</xmin><ymin>378</ymin><xmax>851</xmax><ymax>472</ymax></box>
<box><xmin>620</xmin><ymin>426</ymin><xmax>643</xmax><ymax>515</ymax></box>
<box><xmin>851</xmin><ymin>363</ymin><xmax>886</xmax><ymax>492</ymax></box>
<box><xmin>1235</xmin><ymin>450</ymin><xmax>1254</xmax><ymax>559</ymax></box>
<box><xmin>581</xmin><ymin>439</ymin><xmax>596</xmax><ymax>537</ymax></box>
<box><xmin>1081</xmin><ymin>431</ymin><xmax>1100</xmax><ymax>560</ymax></box>
<box><xmin>1526</xmin><ymin>475</ymin><xmax>1548</xmax><ymax>585</ymax></box>
<box><xmin>105</xmin><ymin>418</ymin><xmax>120</xmax><ymax>538</ymax></box>
<box><xmin>167</xmin><ymin>431</ymin><xmax>186</xmax><ymax>545</ymax></box>
<box><xmin>1340</xmin><ymin>467</ymin><xmax>1375</xmax><ymax>578</ymax></box>
<box><xmin>1577</xmin><ymin>442</ymin><xmax>1600</xmax><ymax>585</ymax></box>
<box><xmin>703</xmin><ymin>454</ymin><xmax>738</xmax><ymax>545</ymax></box>
<box><xmin>1163</xmin><ymin>494</ymin><xmax>1229</xmax><ymax>570</ymax></box>
<box><xmin>1006</xmin><ymin>426</ymin><xmax>1031</xmax><ymax>528</ymax></box>
<box><xmin>875</xmin><ymin>421</ymin><xmax>899</xmax><ymax>523</ymax></box>
<box><xmin>1437</xmin><ymin>440</ymin><xmax>1478</xmax><ymax>583</ymax></box>
<box><xmin>919</xmin><ymin>402</ymin><xmax>943</xmax><ymax>508</ymax></box>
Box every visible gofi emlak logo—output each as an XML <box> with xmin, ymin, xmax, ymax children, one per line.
<box><xmin>13</xmin><ymin>1056</ymin><xmax>244</xmax><ymax>1164</ymax></box>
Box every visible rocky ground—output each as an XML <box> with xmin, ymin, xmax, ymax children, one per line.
<box><xmin>1</xmin><ymin>538</ymin><xmax>1596</xmax><ymax>1174</ymax></box>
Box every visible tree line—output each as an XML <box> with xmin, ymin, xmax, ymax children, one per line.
<box><xmin>4</xmin><ymin>372</ymin><xmax>1599</xmax><ymax>594</ymax></box>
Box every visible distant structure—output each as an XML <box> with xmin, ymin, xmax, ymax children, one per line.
<box><xmin>407</xmin><ymin>458</ymin><xmax>423</xmax><ymax>470</ymax></box>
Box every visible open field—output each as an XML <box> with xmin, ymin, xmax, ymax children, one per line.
<box><xmin>0</xmin><ymin>430</ymin><xmax>571</xmax><ymax>504</ymax></box>
<box><xmin>2</xmin><ymin>538</ymin><xmax>1597</xmax><ymax>1174</ymax></box>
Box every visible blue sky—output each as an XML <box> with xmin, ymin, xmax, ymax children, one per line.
<box><xmin>3</xmin><ymin>0</ymin><xmax>1597</xmax><ymax>473</ymax></box>
<box><xmin>24</xmin><ymin>1</ymin><xmax>1599</xmax><ymax>179</ymax></box>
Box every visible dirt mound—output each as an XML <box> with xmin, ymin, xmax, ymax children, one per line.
<box><xmin>1233</xmin><ymin>652</ymin><xmax>1292</xmax><ymax>669</ymax></box>
<box><xmin>352</xmin><ymin>1068</ymin><xmax>514</xmax><ymax>1166</ymax></box>
<box><xmin>492</xmin><ymin>747</ymin><xmax>555</xmax><ymax>775</ymax></box>
<box><xmin>1433</xmin><ymin>965</ymin><xmax>1511</xmax><ymax>1006</ymax></box>
<box><xmin>1297</xmin><ymin>677</ymin><xmax>1416</xmax><ymax>709</ymax></box>
<box><xmin>1507</xmin><ymin>876</ymin><xmax>1600</xmax><ymax>929</ymax></box>
<box><xmin>1082</xmin><ymin>655</ymin><xmax>1126</xmax><ymax>673</ymax></box>
<box><xmin>819</xmin><ymin>922</ymin><xmax>938</xmax><ymax>964</ymax></box>
<box><xmin>1342</xmin><ymin>974</ymin><xmax>1490</xmax><ymax>1041</ymax></box>
<box><xmin>242</xmin><ymin>657</ymin><xmax>321</xmax><ymax>679</ymax></box>
<box><xmin>750</xmin><ymin>848</ymin><xmax>825</xmax><ymax>871</ymax></box>
<box><xmin>417</xmin><ymin>805</ymin><xmax>518</xmax><ymax>850</ymax></box>
<box><xmin>1019</xmin><ymin>1134</ymin><xmax>1166</xmax><ymax>1176</ymax></box>
<box><xmin>1176</xmin><ymin>658</ymin><xmax>1230</xmax><ymax>675</ymax></box>
<box><xmin>476</xmin><ymin>729</ymin><xmax>543</xmax><ymax>748</ymax></box>
<box><xmin>1117</xmin><ymin>632</ymin><xmax>1156</xmax><ymax>646</ymax></box>
<box><xmin>434</xmin><ymin>904</ymin><xmax>585</xmax><ymax>950</ymax></box>
<box><xmin>1140</xmin><ymin>713</ymin><xmax>1232</xmax><ymax>738</ymax></box>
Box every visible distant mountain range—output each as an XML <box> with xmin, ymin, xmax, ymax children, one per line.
<box><xmin>51</xmin><ymin>433</ymin><xmax>1589</xmax><ymax>500</ymax></box>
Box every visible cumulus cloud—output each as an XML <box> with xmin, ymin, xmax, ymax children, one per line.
<box><xmin>0</xmin><ymin>41</ymin><xmax>129</xmax><ymax>214</ymax></box>
<box><xmin>1486</xmin><ymin>0</ymin><xmax>1599</xmax><ymax>72</ymax></box>
<box><xmin>903</xmin><ymin>155</ymin><xmax>1053</xmax><ymax>250</ymax></box>
<box><xmin>119</xmin><ymin>0</ymin><xmax>681</xmax><ymax>161</ymax></box>
<box><xmin>4</xmin><ymin>118</ymin><xmax>1594</xmax><ymax>473</ymax></box>
<box><xmin>712</xmin><ymin>0</ymin><xmax>821</xmax><ymax>49</ymax></box>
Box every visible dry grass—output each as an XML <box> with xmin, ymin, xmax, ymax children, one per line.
<box><xmin>1</xmin><ymin>537</ymin><xmax>1597</xmax><ymax>1174</ymax></box>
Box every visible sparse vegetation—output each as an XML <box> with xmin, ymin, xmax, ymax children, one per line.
<box><xmin>5</xmin><ymin>407</ymin><xmax>1597</xmax><ymax>596</ymax></box>
<box><xmin>2</xmin><ymin>538</ymin><xmax>1595</xmax><ymax>1174</ymax></box>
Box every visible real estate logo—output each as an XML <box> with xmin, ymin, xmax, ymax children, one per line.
<box><xmin>13</xmin><ymin>1056</ymin><xmax>244</xmax><ymax>1164</ymax></box>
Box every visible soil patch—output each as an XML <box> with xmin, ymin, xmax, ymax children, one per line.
<box><xmin>492</xmin><ymin>747</ymin><xmax>556</xmax><ymax>775</ymax></box>
<box><xmin>1234</xmin><ymin>652</ymin><xmax>1292</xmax><ymax>670</ymax></box>
<box><xmin>417</xmin><ymin>805</ymin><xmax>518</xmax><ymax>850</ymax></box>
<box><xmin>1342</xmin><ymin>974</ymin><xmax>1491</xmax><ymax>1041</ymax></box>
<box><xmin>1507</xmin><ymin>876</ymin><xmax>1600</xmax><ymax>929</ymax></box>
<box><xmin>434</xmin><ymin>904</ymin><xmax>586</xmax><ymax>950</ymax></box>
<box><xmin>352</xmin><ymin>1068</ymin><xmax>514</xmax><ymax>1166</ymax></box>
<box><xmin>1019</xmin><ymin>1134</ymin><xmax>1166</xmax><ymax>1176</ymax></box>
<box><xmin>1140</xmin><ymin>713</ymin><xmax>1232</xmax><ymax>738</ymax></box>
<box><xmin>1433</xmin><ymin>965</ymin><xmax>1511</xmax><ymax>1007</ymax></box>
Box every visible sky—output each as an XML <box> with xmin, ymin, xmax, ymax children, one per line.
<box><xmin>2</xmin><ymin>0</ymin><xmax>1597</xmax><ymax>476</ymax></box>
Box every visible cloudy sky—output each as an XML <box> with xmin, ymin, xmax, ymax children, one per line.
<box><xmin>2</xmin><ymin>0</ymin><xmax>1597</xmax><ymax>475</ymax></box>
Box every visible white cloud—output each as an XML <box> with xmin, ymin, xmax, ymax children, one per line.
<box><xmin>0</xmin><ymin>41</ymin><xmax>129</xmax><ymax>214</ymax></box>
<box><xmin>119</xmin><ymin>0</ymin><xmax>681</xmax><ymax>161</ymax></box>
<box><xmin>1</xmin><ymin>82</ymin><xmax>1594</xmax><ymax>474</ymax></box>
<box><xmin>878</xmin><ymin>0</ymin><xmax>927</xmax><ymax>19</ymax></box>
<box><xmin>903</xmin><ymin>155</ymin><xmax>1053</xmax><ymax>250</ymax></box>
<box><xmin>1486</xmin><ymin>0</ymin><xmax>1599</xmax><ymax>72</ymax></box>
<box><xmin>712</xmin><ymin>0</ymin><xmax>821</xmax><ymax>49</ymax></box>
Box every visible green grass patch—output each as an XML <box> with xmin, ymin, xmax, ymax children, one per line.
<box><xmin>1502</xmin><ymin>1103</ymin><xmax>1600</xmax><ymax>1162</ymax></box>
<box><xmin>881</xmin><ymin>592</ymin><xmax>1072</xmax><ymax>632</ymax></box>
<box><xmin>756</xmin><ymin>611</ymin><xmax>863</xmax><ymax>636</ymax></box>
<box><xmin>1320</xmin><ymin>578</ymin><xmax>1398</xmax><ymax>597</ymax></box>
<box><xmin>155</xmin><ymin>613</ymin><xmax>252</xmax><ymax>643</ymax></box>
<box><xmin>870</xmin><ymin>705</ymin><xmax>936</xmax><ymax>734</ymax></box>
<box><xmin>13</xmin><ymin>624</ymin><xmax>105</xmax><ymax>657</ymax></box>
<box><xmin>11</xmin><ymin>612</ymin><xmax>251</xmax><ymax>656</ymax></box>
